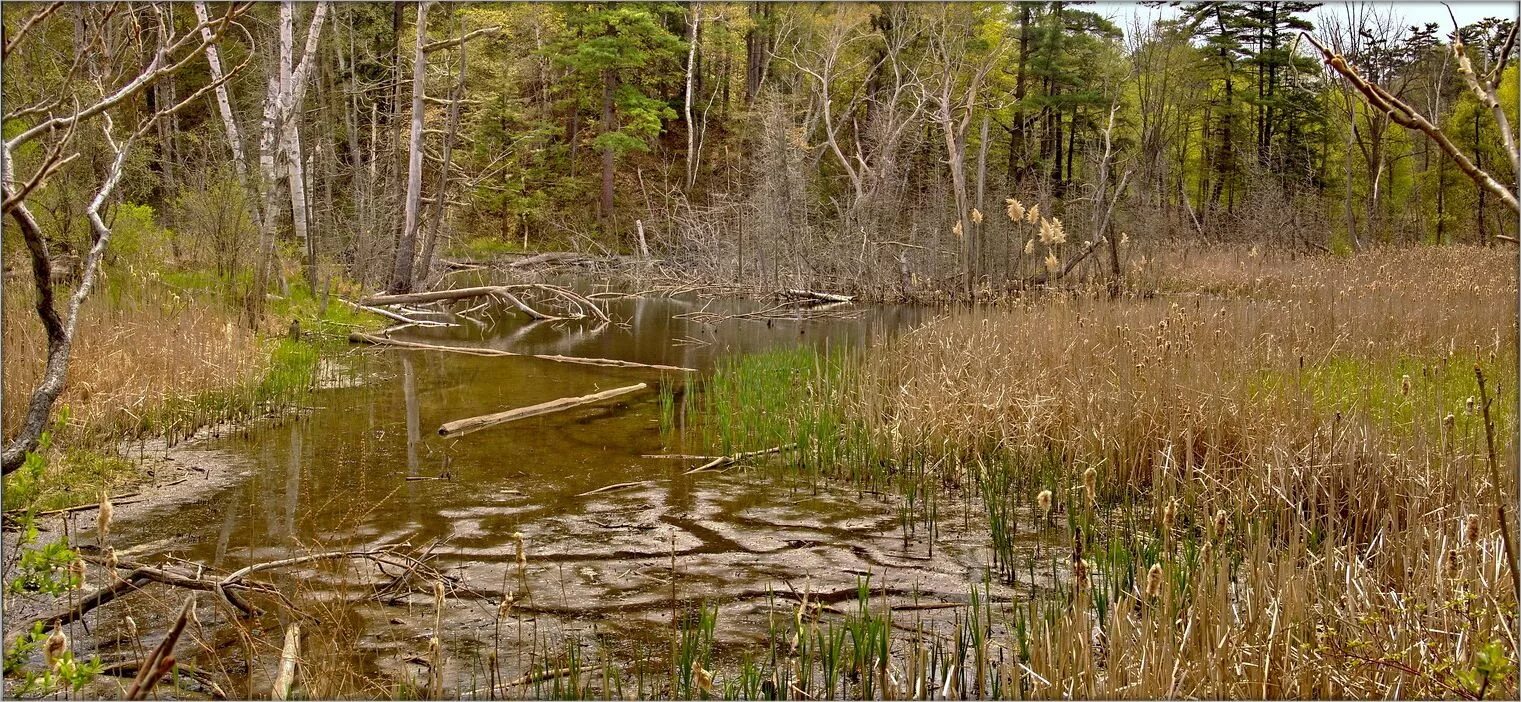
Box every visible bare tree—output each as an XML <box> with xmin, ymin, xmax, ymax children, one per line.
<box><xmin>1</xmin><ymin>4</ymin><xmax>246</xmax><ymax>474</ymax></box>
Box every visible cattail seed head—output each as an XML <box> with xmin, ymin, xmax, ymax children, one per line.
<box><xmin>1036</xmin><ymin>489</ymin><xmax>1052</xmax><ymax>517</ymax></box>
<box><xmin>433</xmin><ymin>579</ymin><xmax>447</xmax><ymax>605</ymax></box>
<box><xmin>1463</xmin><ymin>513</ymin><xmax>1481</xmax><ymax>546</ymax></box>
<box><xmin>44</xmin><ymin>629</ymin><xmax>67</xmax><ymax>669</ymax></box>
<box><xmin>97</xmin><ymin>489</ymin><xmax>113</xmax><ymax>545</ymax></box>
<box><xmin>104</xmin><ymin>547</ymin><xmax>118</xmax><ymax>578</ymax></box>
<box><xmin>1466</xmin><ymin>396</ymin><xmax>1476</xmax><ymax>414</ymax></box>
<box><xmin>498</xmin><ymin>593</ymin><xmax>515</xmax><ymax>619</ymax></box>
<box><xmin>1160</xmin><ymin>499</ymin><xmax>1177</xmax><ymax>534</ymax></box>
<box><xmin>1024</xmin><ymin>238</ymin><xmax>1035</xmax><ymax>255</ymax></box>
<box><xmin>952</xmin><ymin>221</ymin><xmax>964</xmax><ymax>239</ymax></box>
<box><xmin>1044</xmin><ymin>252</ymin><xmax>1060</xmax><ymax>274</ymax></box>
<box><xmin>1072</xmin><ymin>558</ymin><xmax>1091</xmax><ymax>589</ymax></box>
<box><xmin>1005</xmin><ymin>198</ymin><xmax>1025</xmax><ymax>222</ymax></box>
<box><xmin>970</xmin><ymin>208</ymin><xmax>984</xmax><ymax>224</ymax></box>
<box><xmin>1026</xmin><ymin>203</ymin><xmax>1040</xmax><ymax>223</ymax></box>
<box><xmin>1119</xmin><ymin>232</ymin><xmax>1130</xmax><ymax>246</ymax></box>
<box><xmin>1211</xmin><ymin>509</ymin><xmax>1228</xmax><ymax>541</ymax></box>
<box><xmin>513</xmin><ymin>532</ymin><xmax>527</xmax><ymax>568</ymax></box>
<box><xmin>1444</xmin><ymin>413</ymin><xmax>1456</xmax><ymax>429</ymax></box>
<box><xmin>1082</xmin><ymin>467</ymin><xmax>1097</xmax><ymax>505</ymax></box>
<box><xmin>1445</xmin><ymin>548</ymin><xmax>1461</xmax><ymax>577</ymax></box>
<box><xmin>68</xmin><ymin>559</ymin><xmax>86</xmax><ymax>590</ymax></box>
<box><xmin>1144</xmin><ymin>563</ymin><xmax>1163</xmax><ymax>600</ymax></box>
<box><xmin>1400</xmin><ymin>374</ymin><xmax>1411</xmax><ymax>397</ymax></box>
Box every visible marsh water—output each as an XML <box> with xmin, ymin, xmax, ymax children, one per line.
<box><xmin>102</xmin><ymin>288</ymin><xmax>1049</xmax><ymax>694</ymax></box>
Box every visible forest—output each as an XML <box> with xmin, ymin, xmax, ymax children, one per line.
<box><xmin>1</xmin><ymin>1</ymin><xmax>1518</xmax><ymax>700</ymax></box>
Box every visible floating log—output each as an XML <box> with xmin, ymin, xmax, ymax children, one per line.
<box><xmin>782</xmin><ymin>289</ymin><xmax>855</xmax><ymax>304</ymax></box>
<box><xmin>509</xmin><ymin>251</ymin><xmax>589</xmax><ymax>268</ymax></box>
<box><xmin>349</xmin><ymin>333</ymin><xmax>696</xmax><ymax>372</ymax></box>
<box><xmin>438</xmin><ymin>383</ymin><xmax>648</xmax><ymax>437</ymax></box>
<box><xmin>683</xmin><ymin>444</ymin><xmax>797</xmax><ymax>474</ymax></box>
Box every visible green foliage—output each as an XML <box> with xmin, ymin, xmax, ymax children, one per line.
<box><xmin>1458</xmin><ymin>640</ymin><xmax>1515</xmax><ymax>697</ymax></box>
<box><xmin>6</xmin><ymin>515</ymin><xmax>82</xmax><ymax>596</ymax></box>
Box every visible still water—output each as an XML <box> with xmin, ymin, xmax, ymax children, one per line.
<box><xmin>104</xmin><ymin>289</ymin><xmax>1038</xmax><ymax>693</ymax></box>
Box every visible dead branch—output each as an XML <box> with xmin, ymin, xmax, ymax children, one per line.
<box><xmin>683</xmin><ymin>444</ymin><xmax>798</xmax><ymax>474</ymax></box>
<box><xmin>349</xmin><ymin>333</ymin><xmax>697</xmax><ymax>372</ymax></box>
<box><xmin>438</xmin><ymin>383</ymin><xmax>649</xmax><ymax>437</ymax></box>
<box><xmin>1304</xmin><ymin>31</ymin><xmax>1518</xmax><ymax>213</ymax></box>
<box><xmin>422</xmin><ymin>25</ymin><xmax>502</xmax><ymax>54</ymax></box>
<box><xmin>338</xmin><ymin>298</ymin><xmax>455</xmax><ymax>328</ymax></box>
<box><xmin>574</xmin><ymin>479</ymin><xmax>663</xmax><ymax>497</ymax></box>
<box><xmin>781</xmin><ymin>289</ymin><xmax>855</xmax><ymax>304</ymax></box>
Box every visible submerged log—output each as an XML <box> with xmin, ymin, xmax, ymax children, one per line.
<box><xmin>781</xmin><ymin>289</ymin><xmax>855</xmax><ymax>304</ymax></box>
<box><xmin>438</xmin><ymin>383</ymin><xmax>648</xmax><ymax>437</ymax></box>
<box><xmin>271</xmin><ymin>622</ymin><xmax>301</xmax><ymax>700</ymax></box>
<box><xmin>349</xmin><ymin>332</ymin><xmax>696</xmax><ymax>372</ymax></box>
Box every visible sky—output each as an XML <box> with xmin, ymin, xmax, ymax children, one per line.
<box><xmin>1088</xmin><ymin>1</ymin><xmax>1519</xmax><ymax>37</ymax></box>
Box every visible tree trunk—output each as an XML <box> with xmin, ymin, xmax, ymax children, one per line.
<box><xmin>387</xmin><ymin>0</ymin><xmax>429</xmax><ymax>294</ymax></box>
<box><xmin>600</xmin><ymin>69</ymin><xmax>616</xmax><ymax>223</ymax></box>
<box><xmin>415</xmin><ymin>24</ymin><xmax>467</xmax><ymax>287</ymax></box>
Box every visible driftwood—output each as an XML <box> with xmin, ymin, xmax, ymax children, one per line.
<box><xmin>574</xmin><ymin>479</ymin><xmax>662</xmax><ymax>497</ymax></box>
<box><xmin>438</xmin><ymin>383</ymin><xmax>648</xmax><ymax>437</ymax></box>
<box><xmin>782</xmin><ymin>289</ymin><xmax>855</xmax><ymax>304</ymax></box>
<box><xmin>350</xmin><ymin>333</ymin><xmax>696</xmax><ymax>372</ymax></box>
<box><xmin>682</xmin><ymin>444</ymin><xmax>797</xmax><ymax>474</ymax></box>
<box><xmin>270</xmin><ymin>622</ymin><xmax>301</xmax><ymax>700</ymax></box>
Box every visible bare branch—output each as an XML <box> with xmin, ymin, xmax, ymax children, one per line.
<box><xmin>422</xmin><ymin>25</ymin><xmax>501</xmax><ymax>53</ymax></box>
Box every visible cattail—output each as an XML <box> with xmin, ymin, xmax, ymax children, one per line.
<box><xmin>1024</xmin><ymin>238</ymin><xmax>1035</xmax><ymax>255</ymax></box>
<box><xmin>97</xmin><ymin>488</ymin><xmax>113</xmax><ymax>546</ymax></box>
<box><xmin>1026</xmin><ymin>203</ymin><xmax>1040</xmax><ymax>223</ymax></box>
<box><xmin>952</xmin><ymin>221</ymin><xmax>964</xmax><ymax>239</ymax></box>
<box><xmin>1044</xmin><ymin>252</ymin><xmax>1059</xmax><ymax>274</ymax></box>
<box><xmin>1144</xmin><ymin>563</ymin><xmax>1163</xmax><ymax>600</ymax></box>
<box><xmin>1036</xmin><ymin>489</ymin><xmax>1052</xmax><ymax>520</ymax></box>
<box><xmin>103</xmin><ymin>547</ymin><xmax>118</xmax><ymax>580</ymax></box>
<box><xmin>1160</xmin><ymin>499</ymin><xmax>1177</xmax><ymax>535</ymax></box>
<box><xmin>68</xmin><ymin>559</ymin><xmax>86</xmax><ymax>590</ymax></box>
<box><xmin>1445</xmin><ymin>548</ymin><xmax>1461</xmax><ymax>577</ymax></box>
<box><xmin>1119</xmin><ymin>232</ymin><xmax>1130</xmax><ymax>246</ymax></box>
<box><xmin>513</xmin><ymin>532</ymin><xmax>527</xmax><ymax>570</ymax></box>
<box><xmin>44</xmin><ymin>629</ymin><xmax>67</xmax><ymax>669</ymax></box>
<box><xmin>434</xmin><ymin>579</ymin><xmax>447</xmax><ymax>607</ymax></box>
<box><xmin>1444</xmin><ymin>413</ymin><xmax>1456</xmax><ymax>429</ymax></box>
<box><xmin>1400</xmin><ymin>374</ymin><xmax>1411</xmax><ymax>397</ymax></box>
<box><xmin>696</xmin><ymin>665</ymin><xmax>715</xmax><ymax>695</ymax></box>
<box><xmin>498</xmin><ymin>593</ymin><xmax>515</xmax><ymax>620</ymax></box>
<box><xmin>1463</xmin><ymin>513</ymin><xmax>1481</xmax><ymax>546</ymax></box>
<box><xmin>1005</xmin><ymin>198</ymin><xmax>1025</xmax><ymax>222</ymax></box>
<box><xmin>1072</xmin><ymin>558</ymin><xmax>1091</xmax><ymax>590</ymax></box>
<box><xmin>1466</xmin><ymin>396</ymin><xmax>1476</xmax><ymax>414</ymax></box>
<box><xmin>1048</xmin><ymin>217</ymin><xmax>1066</xmax><ymax>244</ymax></box>
<box><xmin>1199</xmin><ymin>540</ymin><xmax>1213</xmax><ymax>564</ymax></box>
<box><xmin>1211</xmin><ymin>509</ymin><xmax>1228</xmax><ymax>541</ymax></box>
<box><xmin>970</xmin><ymin>208</ymin><xmax>984</xmax><ymax>224</ymax></box>
<box><xmin>1082</xmin><ymin>467</ymin><xmax>1097</xmax><ymax>506</ymax></box>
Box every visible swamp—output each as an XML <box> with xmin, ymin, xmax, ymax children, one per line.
<box><xmin>2</xmin><ymin>1</ymin><xmax>1519</xmax><ymax>700</ymax></box>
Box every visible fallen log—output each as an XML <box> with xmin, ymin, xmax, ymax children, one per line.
<box><xmin>438</xmin><ymin>384</ymin><xmax>648</xmax><ymax>437</ymax></box>
<box><xmin>338</xmin><ymin>298</ymin><xmax>453</xmax><ymax>328</ymax></box>
<box><xmin>781</xmin><ymin>289</ymin><xmax>855</xmax><ymax>304</ymax></box>
<box><xmin>358</xmin><ymin>284</ymin><xmax>611</xmax><ymax>323</ymax></box>
<box><xmin>508</xmin><ymin>251</ymin><xmax>589</xmax><ymax>268</ymax></box>
<box><xmin>682</xmin><ymin>444</ymin><xmax>797</xmax><ymax>474</ymax></box>
<box><xmin>349</xmin><ymin>333</ymin><xmax>696</xmax><ymax>372</ymax></box>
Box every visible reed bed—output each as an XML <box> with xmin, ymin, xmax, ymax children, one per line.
<box><xmin>673</xmin><ymin>245</ymin><xmax>1519</xmax><ymax>698</ymax></box>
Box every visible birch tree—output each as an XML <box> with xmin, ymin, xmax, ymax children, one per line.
<box><xmin>1</xmin><ymin>4</ymin><xmax>245</xmax><ymax>474</ymax></box>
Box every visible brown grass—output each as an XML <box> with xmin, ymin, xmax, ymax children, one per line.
<box><xmin>2</xmin><ymin>271</ymin><xmax>267</xmax><ymax>447</ymax></box>
<box><xmin>843</xmin><ymin>245</ymin><xmax>1519</xmax><ymax>697</ymax></box>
